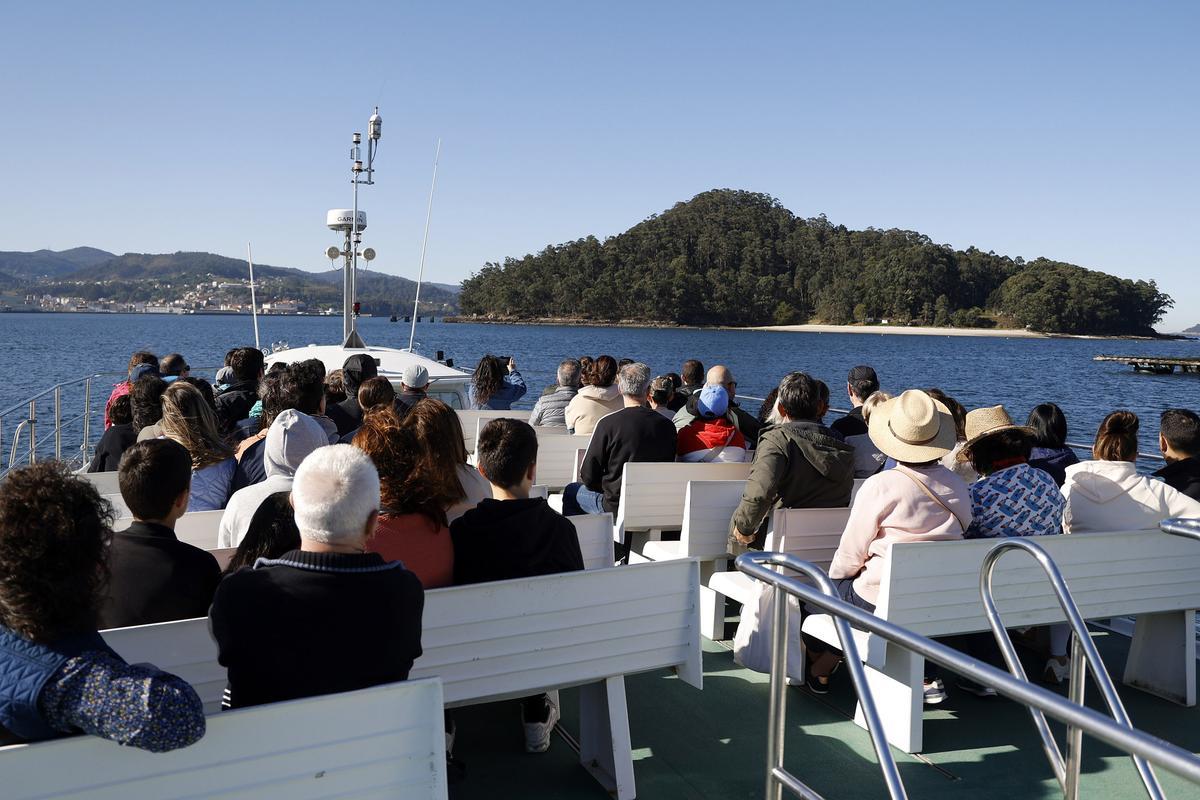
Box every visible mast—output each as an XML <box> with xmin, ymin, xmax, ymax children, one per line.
<box><xmin>341</xmin><ymin>107</ymin><xmax>382</xmax><ymax>349</ymax></box>
<box><xmin>246</xmin><ymin>242</ymin><xmax>260</xmax><ymax>349</ymax></box>
<box><xmin>408</xmin><ymin>139</ymin><xmax>442</xmax><ymax>352</ymax></box>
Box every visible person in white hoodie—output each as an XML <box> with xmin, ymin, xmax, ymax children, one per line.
<box><xmin>1062</xmin><ymin>410</ymin><xmax>1200</xmax><ymax>534</ymax></box>
<box><xmin>217</xmin><ymin>409</ymin><xmax>328</xmax><ymax>548</ymax></box>
<box><xmin>564</xmin><ymin>355</ymin><xmax>623</xmax><ymax>435</ymax></box>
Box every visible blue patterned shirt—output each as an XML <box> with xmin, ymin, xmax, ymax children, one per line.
<box><xmin>966</xmin><ymin>463</ymin><xmax>1065</xmax><ymax>539</ymax></box>
<box><xmin>38</xmin><ymin>650</ymin><xmax>206</xmax><ymax>752</ymax></box>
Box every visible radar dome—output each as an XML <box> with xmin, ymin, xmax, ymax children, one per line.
<box><xmin>326</xmin><ymin>209</ymin><xmax>367</xmax><ymax>231</ymax></box>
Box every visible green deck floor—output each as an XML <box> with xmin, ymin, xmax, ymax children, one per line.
<box><xmin>450</xmin><ymin>630</ymin><xmax>1200</xmax><ymax>799</ymax></box>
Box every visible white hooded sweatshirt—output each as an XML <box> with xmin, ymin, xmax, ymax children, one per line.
<box><xmin>218</xmin><ymin>410</ymin><xmax>329</xmax><ymax>548</ymax></box>
<box><xmin>1061</xmin><ymin>460</ymin><xmax>1200</xmax><ymax>534</ymax></box>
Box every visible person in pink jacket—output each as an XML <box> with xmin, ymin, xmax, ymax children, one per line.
<box><xmin>808</xmin><ymin>390</ymin><xmax>972</xmax><ymax>703</ymax></box>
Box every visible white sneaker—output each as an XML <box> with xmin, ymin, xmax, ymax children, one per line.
<box><xmin>923</xmin><ymin>678</ymin><xmax>947</xmax><ymax>705</ymax></box>
<box><xmin>1044</xmin><ymin>657</ymin><xmax>1070</xmax><ymax>685</ymax></box>
<box><xmin>523</xmin><ymin>697</ymin><xmax>560</xmax><ymax>753</ymax></box>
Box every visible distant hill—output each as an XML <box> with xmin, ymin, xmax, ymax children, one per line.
<box><xmin>459</xmin><ymin>189</ymin><xmax>1173</xmax><ymax>335</ymax></box>
<box><xmin>1186</xmin><ymin>324</ymin><xmax>1200</xmax><ymax>334</ymax></box>
<box><xmin>0</xmin><ymin>247</ymin><xmax>116</xmax><ymax>281</ymax></box>
<box><xmin>13</xmin><ymin>249</ymin><xmax>458</xmax><ymax>315</ymax></box>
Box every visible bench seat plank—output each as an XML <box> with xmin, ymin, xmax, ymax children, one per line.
<box><xmin>2</xmin><ymin>678</ymin><xmax>447</xmax><ymax>800</ymax></box>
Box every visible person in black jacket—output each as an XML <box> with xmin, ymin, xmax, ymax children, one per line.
<box><xmin>214</xmin><ymin>347</ymin><xmax>264</xmax><ymax>435</ymax></box>
<box><xmin>326</xmin><ymin>354</ymin><xmax>378</xmax><ymax>436</ymax></box>
<box><xmin>563</xmin><ymin>362</ymin><xmax>677</xmax><ymax>516</ymax></box>
<box><xmin>1155</xmin><ymin>408</ymin><xmax>1200</xmax><ymax>501</ymax></box>
<box><xmin>98</xmin><ymin>439</ymin><xmax>220</xmax><ymax>629</ymax></box>
<box><xmin>88</xmin><ymin>394</ymin><xmax>137</xmax><ymax>473</ymax></box>
<box><xmin>209</xmin><ymin>444</ymin><xmax>423</xmax><ymax>709</ymax></box>
<box><xmin>829</xmin><ymin>365</ymin><xmax>879</xmax><ymax>439</ymax></box>
<box><xmin>451</xmin><ymin>418</ymin><xmax>584</xmax><ymax>753</ymax></box>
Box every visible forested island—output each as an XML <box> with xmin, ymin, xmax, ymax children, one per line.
<box><xmin>459</xmin><ymin>190</ymin><xmax>1172</xmax><ymax>335</ymax></box>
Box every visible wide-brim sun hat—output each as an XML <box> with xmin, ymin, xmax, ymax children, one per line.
<box><xmin>962</xmin><ymin>405</ymin><xmax>1032</xmax><ymax>449</ymax></box>
<box><xmin>868</xmin><ymin>389</ymin><xmax>957</xmax><ymax>463</ymax></box>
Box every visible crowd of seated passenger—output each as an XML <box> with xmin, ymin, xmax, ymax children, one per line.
<box><xmin>9</xmin><ymin>342</ymin><xmax>1200</xmax><ymax>772</ymax></box>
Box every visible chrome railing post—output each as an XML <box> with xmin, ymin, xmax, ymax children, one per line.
<box><xmin>26</xmin><ymin>400</ymin><xmax>36</xmax><ymax>464</ymax></box>
<box><xmin>1064</xmin><ymin>636</ymin><xmax>1086</xmax><ymax>800</ymax></box>
<box><xmin>739</xmin><ymin>552</ymin><xmax>908</xmax><ymax>800</ymax></box>
<box><xmin>766</xmin><ymin>581</ymin><xmax>787</xmax><ymax>800</ymax></box>
<box><xmin>1159</xmin><ymin>517</ymin><xmax>1200</xmax><ymax>543</ymax></box>
<box><xmin>979</xmin><ymin>538</ymin><xmax>1164</xmax><ymax>800</ymax></box>
<box><xmin>53</xmin><ymin>386</ymin><xmax>62</xmax><ymax>461</ymax></box>
<box><xmin>81</xmin><ymin>377</ymin><xmax>93</xmax><ymax>465</ymax></box>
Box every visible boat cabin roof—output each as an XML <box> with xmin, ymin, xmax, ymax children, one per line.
<box><xmin>264</xmin><ymin>344</ymin><xmax>469</xmax><ymax>385</ymax></box>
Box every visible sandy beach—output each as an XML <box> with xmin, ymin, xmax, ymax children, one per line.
<box><xmin>746</xmin><ymin>323</ymin><xmax>1046</xmax><ymax>338</ymax></box>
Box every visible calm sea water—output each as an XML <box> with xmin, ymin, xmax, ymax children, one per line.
<box><xmin>2</xmin><ymin>312</ymin><xmax>1198</xmax><ymax>462</ymax></box>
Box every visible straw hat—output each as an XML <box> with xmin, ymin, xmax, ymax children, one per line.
<box><xmin>962</xmin><ymin>405</ymin><xmax>1031</xmax><ymax>449</ymax></box>
<box><xmin>868</xmin><ymin>389</ymin><xmax>957</xmax><ymax>463</ymax></box>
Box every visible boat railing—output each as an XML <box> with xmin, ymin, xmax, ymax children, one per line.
<box><xmin>979</xmin><ymin>538</ymin><xmax>1162</xmax><ymax>799</ymax></box>
<box><xmin>1160</xmin><ymin>517</ymin><xmax>1200</xmax><ymax>542</ymax></box>
<box><xmin>0</xmin><ymin>367</ymin><xmax>223</xmax><ymax>478</ymax></box>
<box><xmin>735</xmin><ymin>549</ymin><xmax>1200</xmax><ymax>800</ymax></box>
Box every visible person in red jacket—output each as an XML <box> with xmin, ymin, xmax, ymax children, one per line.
<box><xmin>677</xmin><ymin>385</ymin><xmax>748</xmax><ymax>463</ymax></box>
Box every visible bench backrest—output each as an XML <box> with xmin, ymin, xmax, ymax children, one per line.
<box><xmin>616</xmin><ymin>462</ymin><xmax>752</xmax><ymax>540</ymax></box>
<box><xmin>678</xmin><ymin>480</ymin><xmax>747</xmax><ymax>559</ymax></box>
<box><xmin>534</xmin><ymin>433</ymin><xmax>592</xmax><ymax>490</ymax></box>
<box><xmin>80</xmin><ymin>470</ymin><xmax>121</xmax><ymax>494</ymax></box>
<box><xmin>877</xmin><ymin>531</ymin><xmax>1200</xmax><ymax>638</ymax></box>
<box><xmin>102</xmin><ymin>559</ymin><xmax>702</xmax><ymax>710</ymax></box>
<box><xmin>112</xmin><ymin>509</ymin><xmax>225</xmax><ymax>550</ymax></box>
<box><xmin>457</xmin><ymin>410</ymin><xmax>524</xmax><ymax>453</ymax></box>
<box><xmin>0</xmin><ymin>678</ymin><xmax>447</xmax><ymax>800</ymax></box>
<box><xmin>766</xmin><ymin>506</ymin><xmax>854</xmax><ymax>572</ymax></box>
<box><xmin>570</xmin><ymin>512</ymin><xmax>615</xmax><ymax>570</ymax></box>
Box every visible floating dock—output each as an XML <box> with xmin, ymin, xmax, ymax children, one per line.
<box><xmin>1094</xmin><ymin>355</ymin><xmax>1200</xmax><ymax>375</ymax></box>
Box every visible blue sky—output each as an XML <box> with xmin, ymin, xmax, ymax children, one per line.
<box><xmin>1</xmin><ymin>1</ymin><xmax>1196</xmax><ymax>329</ymax></box>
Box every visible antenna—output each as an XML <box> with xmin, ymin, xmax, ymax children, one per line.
<box><xmin>408</xmin><ymin>138</ymin><xmax>442</xmax><ymax>352</ymax></box>
<box><xmin>337</xmin><ymin>106</ymin><xmax>382</xmax><ymax>349</ymax></box>
<box><xmin>246</xmin><ymin>242</ymin><xmax>260</xmax><ymax>350</ymax></box>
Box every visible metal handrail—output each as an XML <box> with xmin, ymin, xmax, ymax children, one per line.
<box><xmin>1160</xmin><ymin>518</ymin><xmax>1200</xmax><ymax>542</ymax></box>
<box><xmin>979</xmin><ymin>538</ymin><xmax>1164</xmax><ymax>799</ymax></box>
<box><xmin>734</xmin><ymin>552</ymin><xmax>1200</xmax><ymax>796</ymax></box>
<box><xmin>737</xmin><ymin>551</ymin><xmax>906</xmax><ymax>800</ymax></box>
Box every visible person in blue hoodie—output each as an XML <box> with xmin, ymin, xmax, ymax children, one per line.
<box><xmin>1026</xmin><ymin>403</ymin><xmax>1080</xmax><ymax>487</ymax></box>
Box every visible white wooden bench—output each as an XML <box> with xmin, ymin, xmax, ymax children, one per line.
<box><xmin>800</xmin><ymin>530</ymin><xmax>1200</xmax><ymax>753</ymax></box>
<box><xmin>613</xmin><ymin>462</ymin><xmax>752</xmax><ymax>546</ymax></box>
<box><xmin>570</xmin><ymin>512</ymin><xmax>616</xmax><ymax>570</ymax></box>
<box><xmin>457</xmin><ymin>409</ymin><xmax>525</xmax><ymax>453</ymax></box>
<box><xmin>0</xmin><ymin>678</ymin><xmax>448</xmax><ymax>800</ymax></box>
<box><xmin>80</xmin><ymin>470</ymin><xmax>122</xmax><ymax>494</ymax></box>
<box><xmin>112</xmin><ymin>509</ymin><xmax>224</xmax><ymax>550</ymax></box>
<box><xmin>639</xmin><ymin>480</ymin><xmax>745</xmax><ymax>638</ymax></box>
<box><xmin>707</xmin><ymin>506</ymin><xmax>851</xmax><ymax>640</ymax></box>
<box><xmin>535</xmin><ymin>433</ymin><xmax>592</xmax><ymax>490</ymax></box>
<box><xmin>100</xmin><ymin>559</ymin><xmax>702</xmax><ymax>800</ymax></box>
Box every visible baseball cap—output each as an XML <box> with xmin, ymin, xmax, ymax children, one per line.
<box><xmin>402</xmin><ymin>364</ymin><xmax>430</xmax><ymax>389</ymax></box>
<box><xmin>697</xmin><ymin>385</ymin><xmax>729</xmax><ymax>419</ymax></box>
<box><xmin>129</xmin><ymin>363</ymin><xmax>160</xmax><ymax>383</ymax></box>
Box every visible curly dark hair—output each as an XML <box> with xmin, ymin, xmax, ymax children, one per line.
<box><xmin>471</xmin><ymin>355</ymin><xmax>507</xmax><ymax>407</ymax></box>
<box><xmin>352</xmin><ymin>406</ymin><xmax>449</xmax><ymax>528</ymax></box>
<box><xmin>0</xmin><ymin>462</ymin><xmax>114</xmax><ymax>642</ymax></box>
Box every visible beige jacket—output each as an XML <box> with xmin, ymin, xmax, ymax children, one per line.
<box><xmin>564</xmin><ymin>385</ymin><xmax>623</xmax><ymax>435</ymax></box>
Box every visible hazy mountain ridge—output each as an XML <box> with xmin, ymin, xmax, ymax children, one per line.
<box><xmin>0</xmin><ymin>248</ymin><xmax>459</xmax><ymax>314</ymax></box>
